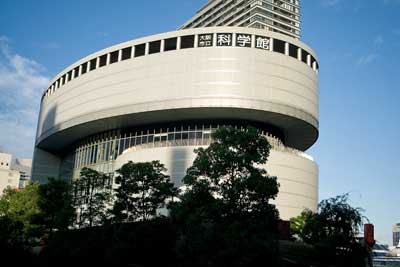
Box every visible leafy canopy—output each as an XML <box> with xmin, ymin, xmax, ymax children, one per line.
<box><xmin>112</xmin><ymin>160</ymin><xmax>177</xmax><ymax>222</ymax></box>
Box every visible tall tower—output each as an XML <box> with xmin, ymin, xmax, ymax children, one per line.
<box><xmin>179</xmin><ymin>0</ymin><xmax>301</xmax><ymax>39</ymax></box>
<box><xmin>32</xmin><ymin>0</ymin><xmax>318</xmax><ymax>220</ymax></box>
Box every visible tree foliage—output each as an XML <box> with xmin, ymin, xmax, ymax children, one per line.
<box><xmin>37</xmin><ymin>178</ymin><xmax>75</xmax><ymax>233</ymax></box>
<box><xmin>171</xmin><ymin>126</ymin><xmax>281</xmax><ymax>266</ymax></box>
<box><xmin>112</xmin><ymin>160</ymin><xmax>178</xmax><ymax>223</ymax></box>
<box><xmin>73</xmin><ymin>168</ymin><xmax>112</xmax><ymax>228</ymax></box>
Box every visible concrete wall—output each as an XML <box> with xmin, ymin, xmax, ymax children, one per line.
<box><xmin>114</xmin><ymin>146</ymin><xmax>318</xmax><ymax>220</ymax></box>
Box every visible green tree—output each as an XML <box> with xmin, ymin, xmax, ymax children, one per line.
<box><xmin>73</xmin><ymin>168</ymin><xmax>112</xmax><ymax>228</ymax></box>
<box><xmin>38</xmin><ymin>178</ymin><xmax>75</xmax><ymax>233</ymax></box>
<box><xmin>112</xmin><ymin>161</ymin><xmax>177</xmax><ymax>223</ymax></box>
<box><xmin>0</xmin><ymin>183</ymin><xmax>43</xmax><ymax>243</ymax></box>
<box><xmin>172</xmin><ymin>126</ymin><xmax>281</xmax><ymax>266</ymax></box>
<box><xmin>290</xmin><ymin>209</ymin><xmax>314</xmax><ymax>241</ymax></box>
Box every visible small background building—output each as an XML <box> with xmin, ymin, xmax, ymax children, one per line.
<box><xmin>0</xmin><ymin>150</ymin><xmax>32</xmax><ymax>195</ymax></box>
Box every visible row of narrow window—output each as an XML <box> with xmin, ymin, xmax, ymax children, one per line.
<box><xmin>42</xmin><ymin>33</ymin><xmax>318</xmax><ymax>101</ymax></box>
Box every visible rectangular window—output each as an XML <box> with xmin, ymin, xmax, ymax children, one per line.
<box><xmin>61</xmin><ymin>75</ymin><xmax>66</xmax><ymax>85</ymax></box>
<box><xmin>134</xmin><ymin>44</ymin><xmax>146</xmax><ymax>57</ymax></box>
<box><xmin>74</xmin><ymin>66</ymin><xmax>80</xmax><ymax>78</ymax></box>
<box><xmin>99</xmin><ymin>54</ymin><xmax>107</xmax><ymax>67</ymax></box>
<box><xmin>289</xmin><ymin>44</ymin><xmax>298</xmax><ymax>59</ymax></box>
<box><xmin>56</xmin><ymin>79</ymin><xmax>60</xmax><ymax>88</ymax></box>
<box><xmin>110</xmin><ymin>51</ymin><xmax>119</xmax><ymax>64</ymax></box>
<box><xmin>301</xmin><ymin>50</ymin><xmax>309</xmax><ymax>64</ymax></box>
<box><xmin>273</xmin><ymin>39</ymin><xmax>285</xmax><ymax>54</ymax></box>
<box><xmin>67</xmin><ymin>70</ymin><xmax>73</xmax><ymax>81</ymax></box>
<box><xmin>121</xmin><ymin>47</ymin><xmax>132</xmax><ymax>60</ymax></box>
<box><xmin>180</xmin><ymin>35</ymin><xmax>195</xmax><ymax>49</ymax></box>
<box><xmin>164</xmin><ymin>37</ymin><xmax>177</xmax><ymax>51</ymax></box>
<box><xmin>81</xmin><ymin>62</ymin><xmax>88</xmax><ymax>75</ymax></box>
<box><xmin>90</xmin><ymin>58</ymin><xmax>97</xmax><ymax>71</ymax></box>
<box><xmin>149</xmin><ymin>40</ymin><xmax>161</xmax><ymax>54</ymax></box>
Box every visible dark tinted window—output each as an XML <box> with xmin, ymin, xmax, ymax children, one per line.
<box><xmin>311</xmin><ymin>55</ymin><xmax>317</xmax><ymax>69</ymax></box>
<box><xmin>121</xmin><ymin>47</ymin><xmax>132</xmax><ymax>60</ymax></box>
<box><xmin>149</xmin><ymin>40</ymin><xmax>161</xmax><ymax>54</ymax></box>
<box><xmin>74</xmin><ymin>66</ymin><xmax>80</xmax><ymax>78</ymax></box>
<box><xmin>61</xmin><ymin>75</ymin><xmax>65</xmax><ymax>85</ymax></box>
<box><xmin>67</xmin><ymin>70</ymin><xmax>73</xmax><ymax>81</ymax></box>
<box><xmin>135</xmin><ymin>44</ymin><xmax>146</xmax><ymax>57</ymax></box>
<box><xmin>273</xmin><ymin>39</ymin><xmax>285</xmax><ymax>54</ymax></box>
<box><xmin>289</xmin><ymin>44</ymin><xmax>298</xmax><ymax>59</ymax></box>
<box><xmin>180</xmin><ymin>35</ymin><xmax>195</xmax><ymax>49</ymax></box>
<box><xmin>56</xmin><ymin>78</ymin><xmax>60</xmax><ymax>88</ymax></box>
<box><xmin>99</xmin><ymin>54</ymin><xmax>107</xmax><ymax>67</ymax></box>
<box><xmin>110</xmin><ymin>51</ymin><xmax>119</xmax><ymax>64</ymax></box>
<box><xmin>81</xmin><ymin>62</ymin><xmax>88</xmax><ymax>75</ymax></box>
<box><xmin>164</xmin><ymin>38</ymin><xmax>177</xmax><ymax>51</ymax></box>
<box><xmin>302</xmin><ymin>50</ymin><xmax>309</xmax><ymax>64</ymax></box>
<box><xmin>90</xmin><ymin>58</ymin><xmax>97</xmax><ymax>71</ymax></box>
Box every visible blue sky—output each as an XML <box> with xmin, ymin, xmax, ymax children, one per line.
<box><xmin>0</xmin><ymin>0</ymin><xmax>399</xmax><ymax>245</ymax></box>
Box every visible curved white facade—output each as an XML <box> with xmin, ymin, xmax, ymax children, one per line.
<box><xmin>32</xmin><ymin>27</ymin><xmax>319</xmax><ymax>219</ymax></box>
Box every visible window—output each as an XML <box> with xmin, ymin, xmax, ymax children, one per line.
<box><xmin>164</xmin><ymin>38</ymin><xmax>177</xmax><ymax>51</ymax></box>
<box><xmin>134</xmin><ymin>44</ymin><xmax>146</xmax><ymax>57</ymax></box>
<box><xmin>121</xmin><ymin>47</ymin><xmax>132</xmax><ymax>60</ymax></box>
<box><xmin>67</xmin><ymin>70</ymin><xmax>73</xmax><ymax>81</ymax></box>
<box><xmin>56</xmin><ymin>78</ymin><xmax>60</xmax><ymax>88</ymax></box>
<box><xmin>81</xmin><ymin>62</ymin><xmax>88</xmax><ymax>75</ymax></box>
<box><xmin>110</xmin><ymin>51</ymin><xmax>119</xmax><ymax>64</ymax></box>
<box><xmin>273</xmin><ymin>39</ymin><xmax>285</xmax><ymax>54</ymax></box>
<box><xmin>149</xmin><ymin>40</ymin><xmax>161</xmax><ymax>54</ymax></box>
<box><xmin>90</xmin><ymin>58</ymin><xmax>97</xmax><ymax>71</ymax></box>
<box><xmin>301</xmin><ymin>50</ymin><xmax>309</xmax><ymax>64</ymax></box>
<box><xmin>61</xmin><ymin>75</ymin><xmax>66</xmax><ymax>85</ymax></box>
<box><xmin>289</xmin><ymin>43</ymin><xmax>298</xmax><ymax>59</ymax></box>
<box><xmin>74</xmin><ymin>66</ymin><xmax>80</xmax><ymax>78</ymax></box>
<box><xmin>180</xmin><ymin>35</ymin><xmax>195</xmax><ymax>49</ymax></box>
<box><xmin>99</xmin><ymin>54</ymin><xmax>107</xmax><ymax>67</ymax></box>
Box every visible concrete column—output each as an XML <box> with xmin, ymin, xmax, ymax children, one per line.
<box><xmin>194</xmin><ymin>34</ymin><xmax>199</xmax><ymax>48</ymax></box>
<box><xmin>118</xmin><ymin>49</ymin><xmax>122</xmax><ymax>61</ymax></box>
<box><xmin>161</xmin><ymin>39</ymin><xmax>165</xmax><ymax>52</ymax></box>
<box><xmin>270</xmin><ymin>38</ymin><xmax>274</xmax><ymax>52</ymax></box>
<box><xmin>177</xmin><ymin>36</ymin><xmax>181</xmax><ymax>50</ymax></box>
<box><xmin>285</xmin><ymin>42</ymin><xmax>289</xmax><ymax>56</ymax></box>
<box><xmin>145</xmin><ymin>43</ymin><xmax>149</xmax><ymax>55</ymax></box>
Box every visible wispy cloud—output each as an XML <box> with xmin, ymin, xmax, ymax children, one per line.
<box><xmin>0</xmin><ymin>36</ymin><xmax>49</xmax><ymax>158</ymax></box>
<box><xmin>373</xmin><ymin>35</ymin><xmax>384</xmax><ymax>47</ymax></box>
<box><xmin>381</xmin><ymin>0</ymin><xmax>400</xmax><ymax>5</ymax></box>
<box><xmin>357</xmin><ymin>53</ymin><xmax>378</xmax><ymax>66</ymax></box>
<box><xmin>356</xmin><ymin>35</ymin><xmax>383</xmax><ymax>66</ymax></box>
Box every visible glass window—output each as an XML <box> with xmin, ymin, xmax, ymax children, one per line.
<box><xmin>110</xmin><ymin>51</ymin><xmax>119</xmax><ymax>64</ymax></box>
<box><xmin>74</xmin><ymin>66</ymin><xmax>80</xmax><ymax>78</ymax></box>
<box><xmin>81</xmin><ymin>62</ymin><xmax>88</xmax><ymax>75</ymax></box>
<box><xmin>273</xmin><ymin>39</ymin><xmax>285</xmax><ymax>54</ymax></box>
<box><xmin>56</xmin><ymin>78</ymin><xmax>60</xmax><ymax>88</ymax></box>
<box><xmin>301</xmin><ymin>50</ymin><xmax>309</xmax><ymax>64</ymax></box>
<box><xmin>67</xmin><ymin>70</ymin><xmax>73</xmax><ymax>81</ymax></box>
<box><xmin>180</xmin><ymin>35</ymin><xmax>195</xmax><ymax>49</ymax></box>
<box><xmin>135</xmin><ymin>44</ymin><xmax>146</xmax><ymax>57</ymax></box>
<box><xmin>99</xmin><ymin>54</ymin><xmax>107</xmax><ymax>67</ymax></box>
<box><xmin>164</xmin><ymin>37</ymin><xmax>177</xmax><ymax>51</ymax></box>
<box><xmin>61</xmin><ymin>75</ymin><xmax>66</xmax><ymax>85</ymax></box>
<box><xmin>289</xmin><ymin>43</ymin><xmax>298</xmax><ymax>58</ymax></box>
<box><xmin>121</xmin><ymin>47</ymin><xmax>132</xmax><ymax>60</ymax></box>
<box><xmin>149</xmin><ymin>40</ymin><xmax>161</xmax><ymax>54</ymax></box>
<box><xmin>90</xmin><ymin>58</ymin><xmax>97</xmax><ymax>71</ymax></box>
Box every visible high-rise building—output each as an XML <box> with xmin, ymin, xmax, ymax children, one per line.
<box><xmin>32</xmin><ymin>0</ymin><xmax>319</xmax><ymax>220</ymax></box>
<box><xmin>179</xmin><ymin>0</ymin><xmax>301</xmax><ymax>39</ymax></box>
<box><xmin>394</xmin><ymin>224</ymin><xmax>400</xmax><ymax>246</ymax></box>
<box><xmin>0</xmin><ymin>151</ymin><xmax>32</xmax><ymax>195</ymax></box>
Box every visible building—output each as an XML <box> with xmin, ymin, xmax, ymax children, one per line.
<box><xmin>179</xmin><ymin>0</ymin><xmax>301</xmax><ymax>39</ymax></box>
<box><xmin>394</xmin><ymin>224</ymin><xmax>400</xmax><ymax>247</ymax></box>
<box><xmin>32</xmin><ymin>0</ymin><xmax>319</xmax><ymax>220</ymax></box>
<box><xmin>0</xmin><ymin>152</ymin><xmax>31</xmax><ymax>195</ymax></box>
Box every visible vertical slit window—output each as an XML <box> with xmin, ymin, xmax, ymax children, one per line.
<box><xmin>180</xmin><ymin>35</ymin><xmax>195</xmax><ymax>49</ymax></box>
<box><xmin>134</xmin><ymin>44</ymin><xmax>146</xmax><ymax>57</ymax></box>
<box><xmin>61</xmin><ymin>75</ymin><xmax>66</xmax><ymax>85</ymax></box>
<box><xmin>149</xmin><ymin>40</ymin><xmax>161</xmax><ymax>54</ymax></box>
<box><xmin>99</xmin><ymin>54</ymin><xmax>107</xmax><ymax>67</ymax></box>
<box><xmin>67</xmin><ymin>70</ymin><xmax>73</xmax><ymax>81</ymax></box>
<box><xmin>301</xmin><ymin>50</ymin><xmax>309</xmax><ymax>64</ymax></box>
<box><xmin>110</xmin><ymin>51</ymin><xmax>119</xmax><ymax>64</ymax></box>
<box><xmin>121</xmin><ymin>47</ymin><xmax>132</xmax><ymax>60</ymax></box>
<box><xmin>90</xmin><ymin>58</ymin><xmax>97</xmax><ymax>71</ymax></box>
<box><xmin>164</xmin><ymin>37</ymin><xmax>177</xmax><ymax>51</ymax></box>
<box><xmin>289</xmin><ymin>43</ymin><xmax>298</xmax><ymax>59</ymax></box>
<box><xmin>74</xmin><ymin>66</ymin><xmax>80</xmax><ymax>78</ymax></box>
<box><xmin>273</xmin><ymin>39</ymin><xmax>285</xmax><ymax>54</ymax></box>
<box><xmin>81</xmin><ymin>62</ymin><xmax>88</xmax><ymax>75</ymax></box>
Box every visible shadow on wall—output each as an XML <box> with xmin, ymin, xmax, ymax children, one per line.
<box><xmin>32</xmin><ymin>105</ymin><xmax>62</xmax><ymax>183</ymax></box>
<box><xmin>168</xmin><ymin>147</ymin><xmax>195</xmax><ymax>187</ymax></box>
